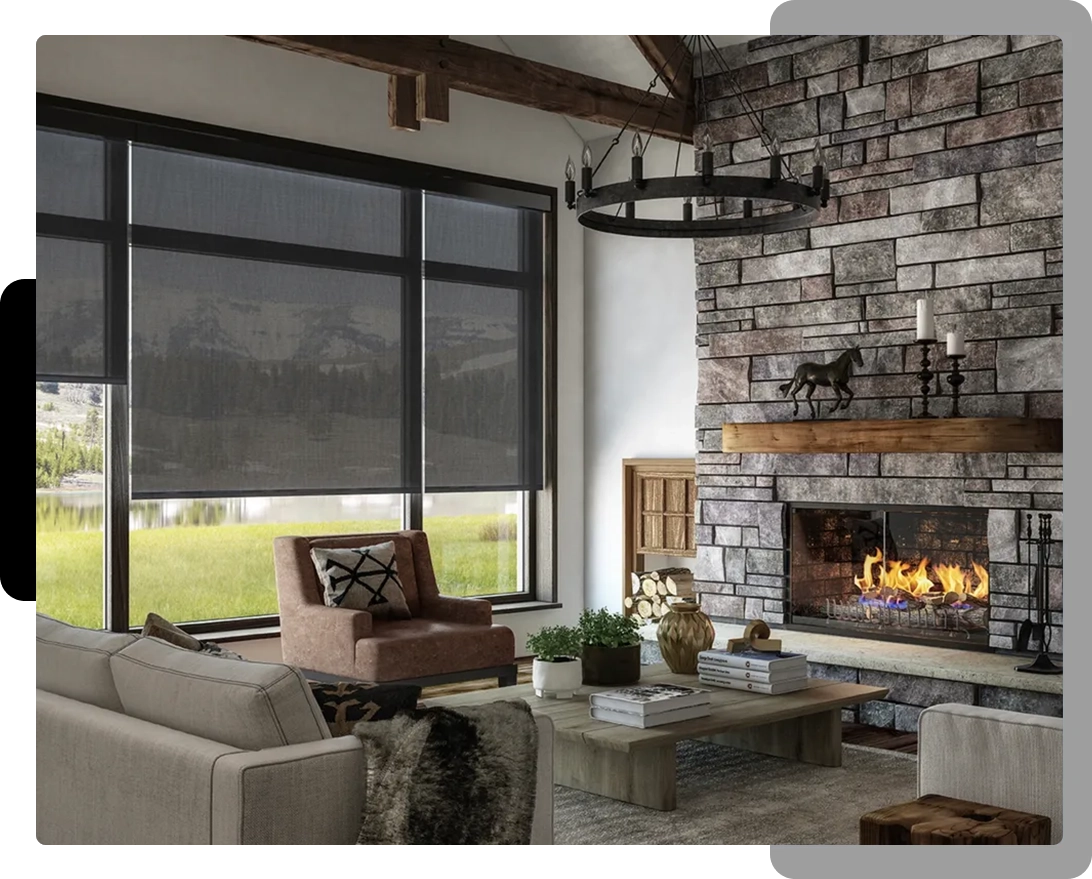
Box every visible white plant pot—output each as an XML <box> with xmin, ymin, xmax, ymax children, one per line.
<box><xmin>532</xmin><ymin>657</ymin><xmax>583</xmax><ymax>699</ymax></box>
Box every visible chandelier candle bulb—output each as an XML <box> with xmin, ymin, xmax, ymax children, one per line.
<box><xmin>916</xmin><ymin>297</ymin><xmax>936</xmax><ymax>342</ymax></box>
<box><xmin>564</xmin><ymin>156</ymin><xmax>576</xmax><ymax>209</ymax></box>
<box><xmin>811</xmin><ymin>140</ymin><xmax>824</xmax><ymax>193</ymax></box>
<box><xmin>631</xmin><ymin>132</ymin><xmax>644</xmax><ymax>187</ymax></box>
<box><xmin>581</xmin><ymin>143</ymin><xmax>593</xmax><ymax>194</ymax></box>
<box><xmin>769</xmin><ymin>135</ymin><xmax>781</xmax><ymax>182</ymax></box>
<box><xmin>947</xmin><ymin>329</ymin><xmax>966</xmax><ymax>358</ymax></box>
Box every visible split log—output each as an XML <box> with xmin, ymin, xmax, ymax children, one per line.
<box><xmin>629</xmin><ymin>567</ymin><xmax>695</xmax><ymax>617</ymax></box>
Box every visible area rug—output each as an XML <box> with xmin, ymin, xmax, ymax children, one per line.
<box><xmin>554</xmin><ymin>741</ymin><xmax>917</xmax><ymax>845</ymax></box>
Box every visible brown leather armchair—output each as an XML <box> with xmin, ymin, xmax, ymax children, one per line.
<box><xmin>273</xmin><ymin>530</ymin><xmax>517</xmax><ymax>687</ymax></box>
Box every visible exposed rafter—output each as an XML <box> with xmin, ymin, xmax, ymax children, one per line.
<box><xmin>237</xmin><ymin>36</ymin><xmax>694</xmax><ymax>142</ymax></box>
<box><xmin>629</xmin><ymin>36</ymin><xmax>693</xmax><ymax>103</ymax></box>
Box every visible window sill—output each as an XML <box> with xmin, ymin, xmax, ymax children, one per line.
<box><xmin>490</xmin><ymin>601</ymin><xmax>562</xmax><ymax>615</ymax></box>
<box><xmin>187</xmin><ymin>603</ymin><xmax>562</xmax><ymax>642</ymax></box>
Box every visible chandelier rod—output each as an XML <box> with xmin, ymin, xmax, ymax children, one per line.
<box><xmin>697</xmin><ymin>35</ymin><xmax>797</xmax><ymax>182</ymax></box>
<box><xmin>591</xmin><ymin>35</ymin><xmax>692</xmax><ymax>177</ymax></box>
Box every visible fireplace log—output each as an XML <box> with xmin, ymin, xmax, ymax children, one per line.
<box><xmin>860</xmin><ymin>795</ymin><xmax>1051</xmax><ymax>845</ymax></box>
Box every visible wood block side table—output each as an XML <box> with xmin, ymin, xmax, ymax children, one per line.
<box><xmin>861</xmin><ymin>794</ymin><xmax>1051</xmax><ymax>845</ymax></box>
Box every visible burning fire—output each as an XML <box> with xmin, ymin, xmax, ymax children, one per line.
<box><xmin>853</xmin><ymin>549</ymin><xmax>988</xmax><ymax>608</ymax></box>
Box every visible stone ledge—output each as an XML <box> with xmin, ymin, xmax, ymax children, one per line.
<box><xmin>639</xmin><ymin>619</ymin><xmax>1061</xmax><ymax>695</ymax></box>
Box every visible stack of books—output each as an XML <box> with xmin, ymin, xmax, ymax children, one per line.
<box><xmin>697</xmin><ymin>647</ymin><xmax>809</xmax><ymax>695</ymax></box>
<box><xmin>588</xmin><ymin>683</ymin><xmax>711</xmax><ymax>728</ymax></box>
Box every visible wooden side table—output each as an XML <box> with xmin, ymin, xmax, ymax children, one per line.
<box><xmin>861</xmin><ymin>794</ymin><xmax>1051</xmax><ymax>844</ymax></box>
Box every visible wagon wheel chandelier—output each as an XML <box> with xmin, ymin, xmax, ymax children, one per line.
<box><xmin>564</xmin><ymin>35</ymin><xmax>830</xmax><ymax>238</ymax></box>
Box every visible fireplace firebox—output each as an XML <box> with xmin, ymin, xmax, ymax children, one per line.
<box><xmin>788</xmin><ymin>504</ymin><xmax>990</xmax><ymax>649</ymax></box>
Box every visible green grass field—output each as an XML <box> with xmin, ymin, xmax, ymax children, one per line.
<box><xmin>36</xmin><ymin>514</ymin><xmax>518</xmax><ymax>629</ymax></box>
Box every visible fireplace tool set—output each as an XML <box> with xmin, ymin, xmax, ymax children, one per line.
<box><xmin>1015</xmin><ymin>513</ymin><xmax>1062</xmax><ymax>675</ymax></box>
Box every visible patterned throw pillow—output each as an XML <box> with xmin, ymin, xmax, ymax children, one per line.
<box><xmin>307</xmin><ymin>680</ymin><xmax>422</xmax><ymax>736</ymax></box>
<box><xmin>310</xmin><ymin>542</ymin><xmax>412</xmax><ymax>620</ymax></box>
<box><xmin>140</xmin><ymin>612</ymin><xmax>245</xmax><ymax>660</ymax></box>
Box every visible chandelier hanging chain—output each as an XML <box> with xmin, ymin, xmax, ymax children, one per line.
<box><xmin>592</xmin><ymin>35</ymin><xmax>693</xmax><ymax>178</ymax></box>
<box><xmin>697</xmin><ymin>35</ymin><xmax>797</xmax><ymax>182</ymax></box>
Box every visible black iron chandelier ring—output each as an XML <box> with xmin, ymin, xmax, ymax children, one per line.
<box><xmin>575</xmin><ymin>175</ymin><xmax>823</xmax><ymax>238</ymax></box>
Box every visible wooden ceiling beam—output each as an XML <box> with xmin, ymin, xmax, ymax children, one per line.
<box><xmin>387</xmin><ymin>74</ymin><xmax>420</xmax><ymax>131</ymax></box>
<box><xmin>630</xmin><ymin>36</ymin><xmax>693</xmax><ymax>103</ymax></box>
<box><xmin>237</xmin><ymin>35</ymin><xmax>694</xmax><ymax>143</ymax></box>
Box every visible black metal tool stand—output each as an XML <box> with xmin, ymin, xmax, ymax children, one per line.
<box><xmin>1015</xmin><ymin>513</ymin><xmax>1062</xmax><ymax>675</ymax></box>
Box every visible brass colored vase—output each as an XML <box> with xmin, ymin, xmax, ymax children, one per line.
<box><xmin>656</xmin><ymin>601</ymin><xmax>715</xmax><ymax>674</ymax></box>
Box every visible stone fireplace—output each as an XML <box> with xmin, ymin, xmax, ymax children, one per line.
<box><xmin>690</xmin><ymin>35</ymin><xmax>1063</xmax><ymax>658</ymax></box>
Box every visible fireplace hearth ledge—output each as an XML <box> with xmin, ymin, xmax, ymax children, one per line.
<box><xmin>638</xmin><ymin>621</ymin><xmax>1061</xmax><ymax>696</ymax></box>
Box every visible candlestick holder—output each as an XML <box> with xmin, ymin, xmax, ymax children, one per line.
<box><xmin>946</xmin><ymin>354</ymin><xmax>966</xmax><ymax>418</ymax></box>
<box><xmin>914</xmin><ymin>338</ymin><xmax>938</xmax><ymax>419</ymax></box>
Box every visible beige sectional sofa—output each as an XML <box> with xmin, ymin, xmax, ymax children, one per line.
<box><xmin>36</xmin><ymin>615</ymin><xmax>553</xmax><ymax>844</ymax></box>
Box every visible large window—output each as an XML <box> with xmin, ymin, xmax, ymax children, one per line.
<box><xmin>35</xmin><ymin>95</ymin><xmax>556</xmax><ymax>632</ymax></box>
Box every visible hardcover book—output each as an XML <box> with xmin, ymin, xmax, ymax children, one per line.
<box><xmin>698</xmin><ymin>675</ymin><xmax>809</xmax><ymax>695</ymax></box>
<box><xmin>589</xmin><ymin>702</ymin><xmax>712</xmax><ymax>728</ymax></box>
<box><xmin>697</xmin><ymin>648</ymin><xmax>807</xmax><ymax>672</ymax></box>
<box><xmin>695</xmin><ymin>662</ymin><xmax>806</xmax><ymax>684</ymax></box>
<box><xmin>589</xmin><ymin>682</ymin><xmax>711</xmax><ymax>715</ymax></box>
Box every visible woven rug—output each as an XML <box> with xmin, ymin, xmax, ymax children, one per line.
<box><xmin>555</xmin><ymin>741</ymin><xmax>917</xmax><ymax>845</ymax></box>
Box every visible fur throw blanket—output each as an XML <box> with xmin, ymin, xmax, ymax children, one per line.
<box><xmin>352</xmin><ymin>700</ymin><xmax>539</xmax><ymax>845</ymax></box>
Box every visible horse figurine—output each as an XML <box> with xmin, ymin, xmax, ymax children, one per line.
<box><xmin>778</xmin><ymin>345</ymin><xmax>864</xmax><ymax>419</ymax></box>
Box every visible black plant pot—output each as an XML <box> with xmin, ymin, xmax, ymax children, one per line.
<box><xmin>581</xmin><ymin>643</ymin><xmax>641</xmax><ymax>686</ymax></box>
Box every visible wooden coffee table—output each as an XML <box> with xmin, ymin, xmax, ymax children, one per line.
<box><xmin>426</xmin><ymin>664</ymin><xmax>887</xmax><ymax>811</ymax></box>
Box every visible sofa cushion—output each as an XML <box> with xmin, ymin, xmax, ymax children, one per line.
<box><xmin>110</xmin><ymin>637</ymin><xmax>329</xmax><ymax>750</ymax></box>
<box><xmin>307</xmin><ymin>680</ymin><xmax>422</xmax><ymax>736</ymax></box>
<box><xmin>306</xmin><ymin>533</ymin><xmax>421</xmax><ymax>615</ymax></box>
<box><xmin>310</xmin><ymin>542</ymin><xmax>412</xmax><ymax>620</ymax></box>
<box><xmin>36</xmin><ymin>614</ymin><xmax>138</xmax><ymax>712</ymax></box>
<box><xmin>355</xmin><ymin>619</ymin><xmax>515</xmax><ymax>682</ymax></box>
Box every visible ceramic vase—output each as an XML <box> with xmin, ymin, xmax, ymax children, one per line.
<box><xmin>656</xmin><ymin>600</ymin><xmax>715</xmax><ymax>674</ymax></box>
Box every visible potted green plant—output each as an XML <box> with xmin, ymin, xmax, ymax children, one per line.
<box><xmin>578</xmin><ymin>607</ymin><xmax>642</xmax><ymax>686</ymax></box>
<box><xmin>526</xmin><ymin>625</ymin><xmax>583</xmax><ymax>699</ymax></box>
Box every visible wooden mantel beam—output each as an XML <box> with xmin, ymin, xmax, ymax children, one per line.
<box><xmin>237</xmin><ymin>35</ymin><xmax>694</xmax><ymax>143</ymax></box>
<box><xmin>630</xmin><ymin>36</ymin><xmax>693</xmax><ymax>103</ymax></box>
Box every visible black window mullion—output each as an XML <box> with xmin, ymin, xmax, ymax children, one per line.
<box><xmin>130</xmin><ymin>225</ymin><xmax>411</xmax><ymax>277</ymax></box>
<box><xmin>36</xmin><ymin>213</ymin><xmax>113</xmax><ymax>242</ymax></box>
<box><xmin>402</xmin><ymin>189</ymin><xmax>424</xmax><ymax>500</ymax></box>
<box><xmin>422</xmin><ymin>260</ymin><xmax>536</xmax><ymax>289</ymax></box>
<box><xmin>520</xmin><ymin>212</ymin><xmax>545</xmax><ymax>492</ymax></box>
<box><xmin>105</xmin><ymin>140</ymin><xmax>129</xmax><ymax>384</ymax></box>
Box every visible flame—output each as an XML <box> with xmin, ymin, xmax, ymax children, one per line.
<box><xmin>853</xmin><ymin>549</ymin><xmax>988</xmax><ymax>604</ymax></box>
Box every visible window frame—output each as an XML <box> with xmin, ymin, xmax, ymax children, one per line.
<box><xmin>36</xmin><ymin>93</ymin><xmax>559</xmax><ymax>632</ymax></box>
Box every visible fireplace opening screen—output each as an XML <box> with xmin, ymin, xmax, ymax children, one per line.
<box><xmin>788</xmin><ymin>505</ymin><xmax>990</xmax><ymax>647</ymax></box>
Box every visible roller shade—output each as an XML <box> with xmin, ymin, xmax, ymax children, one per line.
<box><xmin>35</xmin><ymin>129</ymin><xmax>121</xmax><ymax>382</ymax></box>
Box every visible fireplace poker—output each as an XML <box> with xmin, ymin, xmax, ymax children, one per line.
<box><xmin>1015</xmin><ymin>512</ymin><xmax>1061</xmax><ymax>674</ymax></box>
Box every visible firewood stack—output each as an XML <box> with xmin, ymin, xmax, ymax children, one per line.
<box><xmin>624</xmin><ymin>568</ymin><xmax>694</xmax><ymax>619</ymax></box>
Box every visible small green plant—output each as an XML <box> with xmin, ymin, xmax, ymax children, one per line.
<box><xmin>42</xmin><ymin>402</ymin><xmax>56</xmax><ymax>412</ymax></box>
<box><xmin>526</xmin><ymin>625</ymin><xmax>582</xmax><ymax>662</ymax></box>
<box><xmin>578</xmin><ymin>607</ymin><xmax>641</xmax><ymax>649</ymax></box>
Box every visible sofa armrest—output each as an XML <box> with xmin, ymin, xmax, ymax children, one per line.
<box><xmin>420</xmin><ymin>594</ymin><xmax>493</xmax><ymax>625</ymax></box>
<box><xmin>918</xmin><ymin>703</ymin><xmax>1062</xmax><ymax>842</ymax></box>
<box><xmin>211</xmin><ymin>736</ymin><xmax>365</xmax><ymax>844</ymax></box>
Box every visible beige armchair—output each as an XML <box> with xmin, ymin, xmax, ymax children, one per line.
<box><xmin>274</xmin><ymin>530</ymin><xmax>518</xmax><ymax>687</ymax></box>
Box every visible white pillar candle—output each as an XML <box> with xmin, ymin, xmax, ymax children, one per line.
<box><xmin>947</xmin><ymin>329</ymin><xmax>965</xmax><ymax>357</ymax></box>
<box><xmin>916</xmin><ymin>297</ymin><xmax>936</xmax><ymax>341</ymax></box>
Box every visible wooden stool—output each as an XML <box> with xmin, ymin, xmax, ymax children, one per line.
<box><xmin>861</xmin><ymin>794</ymin><xmax>1051</xmax><ymax>845</ymax></box>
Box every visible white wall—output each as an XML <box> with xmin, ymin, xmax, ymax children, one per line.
<box><xmin>582</xmin><ymin>136</ymin><xmax>698</xmax><ymax>612</ymax></box>
<box><xmin>36</xmin><ymin>35</ymin><xmax>585</xmax><ymax>652</ymax></box>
